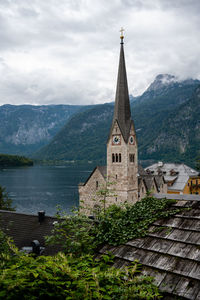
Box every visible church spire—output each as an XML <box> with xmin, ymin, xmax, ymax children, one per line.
<box><xmin>112</xmin><ymin>28</ymin><xmax>132</xmax><ymax>143</ymax></box>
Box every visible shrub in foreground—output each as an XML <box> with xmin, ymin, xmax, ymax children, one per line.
<box><xmin>0</xmin><ymin>247</ymin><xmax>161</xmax><ymax>300</ymax></box>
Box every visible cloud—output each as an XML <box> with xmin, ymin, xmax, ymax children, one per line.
<box><xmin>0</xmin><ymin>0</ymin><xmax>200</xmax><ymax>105</ymax></box>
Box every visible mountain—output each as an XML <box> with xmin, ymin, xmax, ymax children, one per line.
<box><xmin>0</xmin><ymin>104</ymin><xmax>88</xmax><ymax>155</ymax></box>
<box><xmin>142</xmin><ymin>84</ymin><xmax>200</xmax><ymax>166</ymax></box>
<box><xmin>35</xmin><ymin>75</ymin><xmax>200</xmax><ymax>167</ymax></box>
<box><xmin>34</xmin><ymin>103</ymin><xmax>113</xmax><ymax>163</ymax></box>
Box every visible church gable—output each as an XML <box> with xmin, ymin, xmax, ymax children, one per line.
<box><xmin>138</xmin><ymin>178</ymin><xmax>147</xmax><ymax>200</ymax></box>
<box><xmin>108</xmin><ymin>120</ymin><xmax>125</xmax><ymax>146</ymax></box>
<box><xmin>79</xmin><ymin>166</ymin><xmax>106</xmax><ymax>215</ymax></box>
<box><xmin>128</xmin><ymin>121</ymin><xmax>137</xmax><ymax>146</ymax></box>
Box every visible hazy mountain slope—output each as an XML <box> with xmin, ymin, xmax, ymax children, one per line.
<box><xmin>35</xmin><ymin>75</ymin><xmax>200</xmax><ymax>166</ymax></box>
<box><xmin>0</xmin><ymin>104</ymin><xmax>87</xmax><ymax>155</ymax></box>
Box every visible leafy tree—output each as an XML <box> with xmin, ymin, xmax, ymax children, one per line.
<box><xmin>96</xmin><ymin>181</ymin><xmax>117</xmax><ymax>214</ymax></box>
<box><xmin>0</xmin><ymin>185</ymin><xmax>15</xmax><ymax>211</ymax></box>
<box><xmin>45</xmin><ymin>210</ymin><xmax>97</xmax><ymax>256</ymax></box>
<box><xmin>0</xmin><ymin>230</ymin><xmax>14</xmax><ymax>256</ymax></box>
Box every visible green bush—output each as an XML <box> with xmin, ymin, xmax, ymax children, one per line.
<box><xmin>95</xmin><ymin>196</ymin><xmax>178</xmax><ymax>246</ymax></box>
<box><xmin>45</xmin><ymin>211</ymin><xmax>97</xmax><ymax>256</ymax></box>
<box><xmin>0</xmin><ymin>230</ymin><xmax>13</xmax><ymax>256</ymax></box>
<box><xmin>0</xmin><ymin>250</ymin><xmax>161</xmax><ymax>300</ymax></box>
<box><xmin>46</xmin><ymin>196</ymin><xmax>179</xmax><ymax>253</ymax></box>
<box><xmin>0</xmin><ymin>185</ymin><xmax>15</xmax><ymax>211</ymax></box>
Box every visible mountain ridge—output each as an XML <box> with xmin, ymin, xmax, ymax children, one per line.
<box><xmin>34</xmin><ymin>75</ymin><xmax>200</xmax><ymax>167</ymax></box>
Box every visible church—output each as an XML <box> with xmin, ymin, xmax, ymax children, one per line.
<box><xmin>79</xmin><ymin>31</ymin><xmax>167</xmax><ymax>216</ymax></box>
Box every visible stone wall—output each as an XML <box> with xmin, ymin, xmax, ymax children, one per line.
<box><xmin>79</xmin><ymin>168</ymin><xmax>106</xmax><ymax>215</ymax></box>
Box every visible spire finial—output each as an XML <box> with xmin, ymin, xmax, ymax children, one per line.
<box><xmin>120</xmin><ymin>27</ymin><xmax>125</xmax><ymax>43</ymax></box>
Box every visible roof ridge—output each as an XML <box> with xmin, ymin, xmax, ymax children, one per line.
<box><xmin>0</xmin><ymin>209</ymin><xmax>56</xmax><ymax>219</ymax></box>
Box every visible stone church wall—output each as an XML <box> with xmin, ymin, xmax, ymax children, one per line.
<box><xmin>79</xmin><ymin>168</ymin><xmax>106</xmax><ymax>216</ymax></box>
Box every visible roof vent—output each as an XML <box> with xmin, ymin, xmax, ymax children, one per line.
<box><xmin>38</xmin><ymin>211</ymin><xmax>45</xmax><ymax>223</ymax></box>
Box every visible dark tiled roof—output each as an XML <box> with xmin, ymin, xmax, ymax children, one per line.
<box><xmin>110</xmin><ymin>40</ymin><xmax>132</xmax><ymax>143</ymax></box>
<box><xmin>99</xmin><ymin>198</ymin><xmax>200</xmax><ymax>299</ymax></box>
<box><xmin>0</xmin><ymin>210</ymin><xmax>61</xmax><ymax>255</ymax></box>
<box><xmin>154</xmin><ymin>175</ymin><xmax>164</xmax><ymax>187</ymax></box>
<box><xmin>142</xmin><ymin>175</ymin><xmax>156</xmax><ymax>191</ymax></box>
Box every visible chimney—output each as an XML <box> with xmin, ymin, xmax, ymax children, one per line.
<box><xmin>31</xmin><ymin>240</ymin><xmax>41</xmax><ymax>255</ymax></box>
<box><xmin>38</xmin><ymin>211</ymin><xmax>45</xmax><ymax>223</ymax></box>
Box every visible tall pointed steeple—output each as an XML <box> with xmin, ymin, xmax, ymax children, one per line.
<box><xmin>112</xmin><ymin>28</ymin><xmax>132</xmax><ymax>143</ymax></box>
<box><xmin>79</xmin><ymin>29</ymin><xmax>139</xmax><ymax>215</ymax></box>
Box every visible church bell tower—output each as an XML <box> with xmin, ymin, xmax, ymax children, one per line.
<box><xmin>107</xmin><ymin>29</ymin><xmax>138</xmax><ymax>204</ymax></box>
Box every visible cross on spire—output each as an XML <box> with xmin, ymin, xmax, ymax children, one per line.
<box><xmin>120</xmin><ymin>27</ymin><xmax>125</xmax><ymax>40</ymax></box>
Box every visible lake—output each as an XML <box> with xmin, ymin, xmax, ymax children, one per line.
<box><xmin>0</xmin><ymin>165</ymin><xmax>93</xmax><ymax>216</ymax></box>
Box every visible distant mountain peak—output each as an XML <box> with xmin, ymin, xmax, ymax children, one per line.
<box><xmin>147</xmin><ymin>74</ymin><xmax>178</xmax><ymax>92</ymax></box>
<box><xmin>146</xmin><ymin>74</ymin><xmax>199</xmax><ymax>93</ymax></box>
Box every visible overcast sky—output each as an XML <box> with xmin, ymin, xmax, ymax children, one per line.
<box><xmin>0</xmin><ymin>0</ymin><xmax>200</xmax><ymax>106</ymax></box>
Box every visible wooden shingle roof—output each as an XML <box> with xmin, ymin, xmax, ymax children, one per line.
<box><xmin>99</xmin><ymin>197</ymin><xmax>200</xmax><ymax>299</ymax></box>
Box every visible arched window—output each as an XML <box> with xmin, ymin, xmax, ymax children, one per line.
<box><xmin>112</xmin><ymin>153</ymin><xmax>115</xmax><ymax>163</ymax></box>
<box><xmin>129</xmin><ymin>154</ymin><xmax>135</xmax><ymax>163</ymax></box>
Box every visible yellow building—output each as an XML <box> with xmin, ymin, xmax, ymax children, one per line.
<box><xmin>145</xmin><ymin>162</ymin><xmax>200</xmax><ymax>195</ymax></box>
<box><xmin>184</xmin><ymin>176</ymin><xmax>200</xmax><ymax>195</ymax></box>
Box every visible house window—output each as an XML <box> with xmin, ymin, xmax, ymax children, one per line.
<box><xmin>119</xmin><ymin>153</ymin><xmax>121</xmax><ymax>162</ymax></box>
<box><xmin>116</xmin><ymin>174</ymin><xmax>117</xmax><ymax>179</ymax></box>
<box><xmin>142</xmin><ymin>187</ymin><xmax>144</xmax><ymax>193</ymax></box>
<box><xmin>116</xmin><ymin>153</ymin><xmax>118</xmax><ymax>162</ymax></box>
<box><xmin>129</xmin><ymin>154</ymin><xmax>134</xmax><ymax>163</ymax></box>
<box><xmin>115</xmin><ymin>197</ymin><xmax>117</xmax><ymax>202</ymax></box>
<box><xmin>96</xmin><ymin>181</ymin><xmax>98</xmax><ymax>190</ymax></box>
